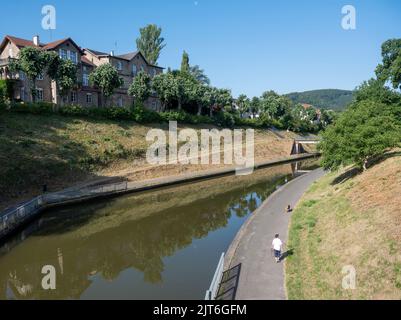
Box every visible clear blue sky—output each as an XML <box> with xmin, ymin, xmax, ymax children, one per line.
<box><xmin>1</xmin><ymin>0</ymin><xmax>400</xmax><ymax>97</ymax></box>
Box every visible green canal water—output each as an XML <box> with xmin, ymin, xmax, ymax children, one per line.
<box><xmin>0</xmin><ymin>159</ymin><xmax>318</xmax><ymax>300</ymax></box>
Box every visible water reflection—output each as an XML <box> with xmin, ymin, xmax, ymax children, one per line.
<box><xmin>0</xmin><ymin>159</ymin><xmax>318</xmax><ymax>299</ymax></box>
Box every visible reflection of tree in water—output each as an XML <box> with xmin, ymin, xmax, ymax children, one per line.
<box><xmin>0</xmin><ymin>172</ymin><xmax>290</xmax><ymax>299</ymax></box>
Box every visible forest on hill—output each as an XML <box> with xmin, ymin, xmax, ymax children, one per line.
<box><xmin>285</xmin><ymin>89</ymin><xmax>354</xmax><ymax>111</ymax></box>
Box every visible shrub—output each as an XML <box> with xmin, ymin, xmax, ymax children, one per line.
<box><xmin>11</xmin><ymin>102</ymin><xmax>54</xmax><ymax>114</ymax></box>
<box><xmin>59</xmin><ymin>104</ymin><xmax>90</xmax><ymax>116</ymax></box>
<box><xmin>213</xmin><ymin>111</ymin><xmax>235</xmax><ymax>128</ymax></box>
<box><xmin>131</xmin><ymin>104</ymin><xmax>161</xmax><ymax>123</ymax></box>
<box><xmin>103</xmin><ymin>106</ymin><xmax>132</xmax><ymax>120</ymax></box>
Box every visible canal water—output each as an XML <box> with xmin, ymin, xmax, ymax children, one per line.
<box><xmin>0</xmin><ymin>159</ymin><xmax>318</xmax><ymax>300</ymax></box>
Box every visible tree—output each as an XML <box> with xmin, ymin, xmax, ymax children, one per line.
<box><xmin>375</xmin><ymin>38</ymin><xmax>401</xmax><ymax>90</ymax></box>
<box><xmin>236</xmin><ymin>94</ymin><xmax>250</xmax><ymax>117</ymax></box>
<box><xmin>128</xmin><ymin>71</ymin><xmax>151</xmax><ymax>104</ymax></box>
<box><xmin>136</xmin><ymin>24</ymin><xmax>166</xmax><ymax>65</ymax></box>
<box><xmin>89</xmin><ymin>63</ymin><xmax>123</xmax><ymax>106</ymax></box>
<box><xmin>9</xmin><ymin>47</ymin><xmax>48</xmax><ymax>102</ymax></box>
<box><xmin>250</xmin><ymin>97</ymin><xmax>261</xmax><ymax>118</ymax></box>
<box><xmin>46</xmin><ymin>52</ymin><xmax>77</xmax><ymax>103</ymax></box>
<box><xmin>260</xmin><ymin>90</ymin><xmax>291</xmax><ymax>119</ymax></box>
<box><xmin>189</xmin><ymin>65</ymin><xmax>210</xmax><ymax>85</ymax></box>
<box><xmin>152</xmin><ymin>72</ymin><xmax>178</xmax><ymax>111</ymax></box>
<box><xmin>181</xmin><ymin>51</ymin><xmax>190</xmax><ymax>73</ymax></box>
<box><xmin>318</xmin><ymin>99</ymin><xmax>401</xmax><ymax>171</ymax></box>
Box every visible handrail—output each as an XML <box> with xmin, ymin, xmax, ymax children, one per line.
<box><xmin>205</xmin><ymin>252</ymin><xmax>225</xmax><ymax>300</ymax></box>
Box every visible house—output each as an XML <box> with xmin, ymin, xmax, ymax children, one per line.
<box><xmin>0</xmin><ymin>35</ymin><xmax>164</xmax><ymax>110</ymax></box>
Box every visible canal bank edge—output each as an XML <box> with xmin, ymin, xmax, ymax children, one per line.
<box><xmin>222</xmin><ymin>168</ymin><xmax>325</xmax><ymax>300</ymax></box>
<box><xmin>0</xmin><ymin>153</ymin><xmax>319</xmax><ymax>243</ymax></box>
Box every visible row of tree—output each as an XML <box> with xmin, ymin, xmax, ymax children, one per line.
<box><xmin>5</xmin><ymin>24</ymin><xmax>335</xmax><ymax>133</ymax></box>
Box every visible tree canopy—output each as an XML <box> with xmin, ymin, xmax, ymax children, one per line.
<box><xmin>89</xmin><ymin>63</ymin><xmax>123</xmax><ymax>102</ymax></box>
<box><xmin>136</xmin><ymin>24</ymin><xmax>166</xmax><ymax>65</ymax></box>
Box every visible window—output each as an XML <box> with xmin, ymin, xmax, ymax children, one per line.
<box><xmin>19</xmin><ymin>71</ymin><xmax>25</xmax><ymax>80</ymax></box>
<box><xmin>37</xmin><ymin>73</ymin><xmax>44</xmax><ymax>80</ymax></box>
<box><xmin>68</xmin><ymin>51</ymin><xmax>78</xmax><ymax>64</ymax></box>
<box><xmin>59</xmin><ymin>49</ymin><xmax>67</xmax><ymax>60</ymax></box>
<box><xmin>117</xmin><ymin>61</ymin><xmax>123</xmax><ymax>71</ymax></box>
<box><xmin>36</xmin><ymin>88</ymin><xmax>44</xmax><ymax>101</ymax></box>
<box><xmin>132</xmin><ymin>65</ymin><xmax>137</xmax><ymax>75</ymax></box>
<box><xmin>86</xmin><ymin>93</ymin><xmax>92</xmax><ymax>104</ymax></box>
<box><xmin>83</xmin><ymin>73</ymin><xmax>90</xmax><ymax>86</ymax></box>
<box><xmin>70</xmin><ymin>92</ymin><xmax>77</xmax><ymax>103</ymax></box>
<box><xmin>140</xmin><ymin>66</ymin><xmax>145</xmax><ymax>73</ymax></box>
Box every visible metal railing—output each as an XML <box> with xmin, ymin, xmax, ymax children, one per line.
<box><xmin>0</xmin><ymin>196</ymin><xmax>44</xmax><ymax>234</ymax></box>
<box><xmin>205</xmin><ymin>252</ymin><xmax>225</xmax><ymax>300</ymax></box>
<box><xmin>81</xmin><ymin>181</ymin><xmax>128</xmax><ymax>195</ymax></box>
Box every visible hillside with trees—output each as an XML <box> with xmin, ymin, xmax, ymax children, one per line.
<box><xmin>285</xmin><ymin>89</ymin><xmax>354</xmax><ymax>111</ymax></box>
<box><xmin>286</xmin><ymin>38</ymin><xmax>401</xmax><ymax>299</ymax></box>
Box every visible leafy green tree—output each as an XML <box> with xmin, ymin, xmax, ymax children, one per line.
<box><xmin>152</xmin><ymin>72</ymin><xmax>178</xmax><ymax>111</ymax></box>
<box><xmin>260</xmin><ymin>90</ymin><xmax>291</xmax><ymax>119</ymax></box>
<box><xmin>319</xmin><ymin>99</ymin><xmax>401</xmax><ymax>171</ymax></box>
<box><xmin>250</xmin><ymin>96</ymin><xmax>261</xmax><ymax>118</ymax></box>
<box><xmin>189</xmin><ymin>65</ymin><xmax>210</xmax><ymax>85</ymax></box>
<box><xmin>354</xmin><ymin>78</ymin><xmax>401</xmax><ymax>105</ymax></box>
<box><xmin>128</xmin><ymin>71</ymin><xmax>151</xmax><ymax>104</ymax></box>
<box><xmin>180</xmin><ymin>51</ymin><xmax>190</xmax><ymax>73</ymax></box>
<box><xmin>46</xmin><ymin>52</ymin><xmax>77</xmax><ymax>103</ymax></box>
<box><xmin>375</xmin><ymin>38</ymin><xmax>401</xmax><ymax>89</ymax></box>
<box><xmin>136</xmin><ymin>24</ymin><xmax>166</xmax><ymax>65</ymax></box>
<box><xmin>236</xmin><ymin>94</ymin><xmax>250</xmax><ymax>117</ymax></box>
<box><xmin>89</xmin><ymin>63</ymin><xmax>123</xmax><ymax>106</ymax></box>
<box><xmin>9</xmin><ymin>47</ymin><xmax>48</xmax><ymax>102</ymax></box>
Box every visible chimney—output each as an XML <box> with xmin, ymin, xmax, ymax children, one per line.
<box><xmin>33</xmin><ymin>35</ymin><xmax>40</xmax><ymax>46</ymax></box>
<box><xmin>110</xmin><ymin>50</ymin><xmax>114</xmax><ymax>56</ymax></box>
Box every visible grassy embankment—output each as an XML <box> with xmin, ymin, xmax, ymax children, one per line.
<box><xmin>0</xmin><ymin>112</ymin><xmax>312</xmax><ymax>210</ymax></box>
<box><xmin>286</xmin><ymin>154</ymin><xmax>401</xmax><ymax>299</ymax></box>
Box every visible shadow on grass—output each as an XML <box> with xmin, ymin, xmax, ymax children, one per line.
<box><xmin>279</xmin><ymin>249</ymin><xmax>294</xmax><ymax>262</ymax></box>
<box><xmin>331</xmin><ymin>151</ymin><xmax>401</xmax><ymax>186</ymax></box>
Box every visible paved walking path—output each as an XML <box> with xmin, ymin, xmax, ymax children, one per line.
<box><xmin>224</xmin><ymin>168</ymin><xmax>324</xmax><ymax>300</ymax></box>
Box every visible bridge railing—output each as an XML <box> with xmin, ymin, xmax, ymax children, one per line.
<box><xmin>205</xmin><ymin>252</ymin><xmax>225</xmax><ymax>300</ymax></box>
<box><xmin>0</xmin><ymin>196</ymin><xmax>44</xmax><ymax>236</ymax></box>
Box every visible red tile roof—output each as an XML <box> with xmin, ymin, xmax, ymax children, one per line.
<box><xmin>3</xmin><ymin>35</ymin><xmax>41</xmax><ymax>48</ymax></box>
<box><xmin>1</xmin><ymin>35</ymin><xmax>83</xmax><ymax>54</ymax></box>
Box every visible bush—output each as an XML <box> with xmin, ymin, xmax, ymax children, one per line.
<box><xmin>131</xmin><ymin>104</ymin><xmax>161</xmax><ymax>123</ymax></box>
<box><xmin>213</xmin><ymin>111</ymin><xmax>235</xmax><ymax>128</ymax></box>
<box><xmin>102</xmin><ymin>106</ymin><xmax>132</xmax><ymax>120</ymax></box>
<box><xmin>59</xmin><ymin>104</ymin><xmax>90</xmax><ymax>116</ymax></box>
<box><xmin>11</xmin><ymin>102</ymin><xmax>54</xmax><ymax>114</ymax></box>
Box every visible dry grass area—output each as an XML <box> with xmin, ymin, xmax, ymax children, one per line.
<box><xmin>0</xmin><ymin>112</ymin><xmax>311</xmax><ymax>210</ymax></box>
<box><xmin>285</xmin><ymin>154</ymin><xmax>401</xmax><ymax>299</ymax></box>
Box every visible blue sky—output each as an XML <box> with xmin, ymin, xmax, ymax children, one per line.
<box><xmin>1</xmin><ymin>0</ymin><xmax>400</xmax><ymax>97</ymax></box>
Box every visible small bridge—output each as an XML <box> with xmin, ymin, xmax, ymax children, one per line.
<box><xmin>291</xmin><ymin>138</ymin><xmax>320</xmax><ymax>155</ymax></box>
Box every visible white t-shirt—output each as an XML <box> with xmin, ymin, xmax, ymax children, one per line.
<box><xmin>272</xmin><ymin>238</ymin><xmax>283</xmax><ymax>251</ymax></box>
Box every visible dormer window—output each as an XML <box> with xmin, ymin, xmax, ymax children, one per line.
<box><xmin>59</xmin><ymin>49</ymin><xmax>67</xmax><ymax>60</ymax></box>
<box><xmin>68</xmin><ymin>51</ymin><xmax>78</xmax><ymax>64</ymax></box>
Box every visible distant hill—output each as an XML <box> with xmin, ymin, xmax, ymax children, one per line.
<box><xmin>285</xmin><ymin>89</ymin><xmax>354</xmax><ymax>111</ymax></box>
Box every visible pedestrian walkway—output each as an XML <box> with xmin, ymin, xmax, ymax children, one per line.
<box><xmin>224</xmin><ymin>168</ymin><xmax>324</xmax><ymax>300</ymax></box>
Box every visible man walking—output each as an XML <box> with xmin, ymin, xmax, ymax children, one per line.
<box><xmin>272</xmin><ymin>234</ymin><xmax>283</xmax><ymax>263</ymax></box>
